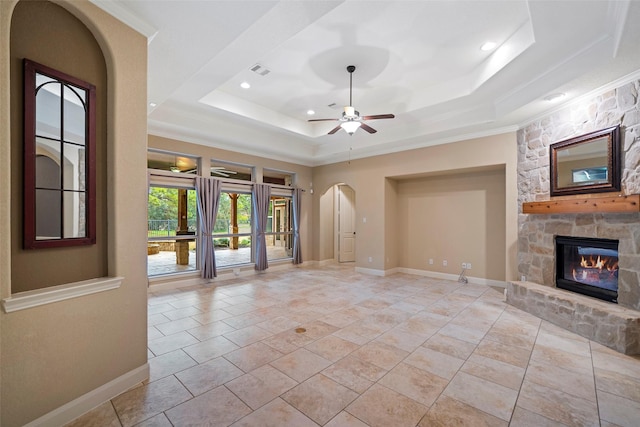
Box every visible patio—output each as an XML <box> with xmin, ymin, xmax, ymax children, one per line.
<box><xmin>148</xmin><ymin>245</ymin><xmax>290</xmax><ymax>276</ymax></box>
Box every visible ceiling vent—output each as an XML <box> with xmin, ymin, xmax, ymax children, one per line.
<box><xmin>250</xmin><ymin>64</ymin><xmax>270</xmax><ymax>76</ymax></box>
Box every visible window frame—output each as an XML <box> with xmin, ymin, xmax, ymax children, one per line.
<box><xmin>23</xmin><ymin>59</ymin><xmax>96</xmax><ymax>249</ymax></box>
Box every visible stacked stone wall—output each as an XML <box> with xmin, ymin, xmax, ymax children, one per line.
<box><xmin>517</xmin><ymin>80</ymin><xmax>640</xmax><ymax>310</ymax></box>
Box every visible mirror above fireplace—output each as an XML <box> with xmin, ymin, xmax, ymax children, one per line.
<box><xmin>550</xmin><ymin>125</ymin><xmax>621</xmax><ymax>196</ymax></box>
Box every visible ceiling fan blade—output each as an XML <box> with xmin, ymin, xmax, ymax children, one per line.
<box><xmin>308</xmin><ymin>118</ymin><xmax>339</xmax><ymax>122</ymax></box>
<box><xmin>328</xmin><ymin>125</ymin><xmax>342</xmax><ymax>135</ymax></box>
<box><xmin>361</xmin><ymin>114</ymin><xmax>395</xmax><ymax>120</ymax></box>
<box><xmin>360</xmin><ymin>123</ymin><xmax>377</xmax><ymax>134</ymax></box>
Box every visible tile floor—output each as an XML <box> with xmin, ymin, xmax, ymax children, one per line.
<box><xmin>68</xmin><ymin>264</ymin><xmax>640</xmax><ymax>426</ymax></box>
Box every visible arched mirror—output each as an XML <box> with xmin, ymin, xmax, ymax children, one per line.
<box><xmin>23</xmin><ymin>59</ymin><xmax>96</xmax><ymax>248</ymax></box>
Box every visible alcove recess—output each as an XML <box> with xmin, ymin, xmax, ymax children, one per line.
<box><xmin>522</xmin><ymin>194</ymin><xmax>640</xmax><ymax>214</ymax></box>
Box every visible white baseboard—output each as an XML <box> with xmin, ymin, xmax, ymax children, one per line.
<box><xmin>25</xmin><ymin>363</ymin><xmax>149</xmax><ymax>427</ymax></box>
<box><xmin>354</xmin><ymin>266</ymin><xmax>387</xmax><ymax>276</ymax></box>
<box><xmin>396</xmin><ymin>267</ymin><xmax>507</xmax><ymax>287</ymax></box>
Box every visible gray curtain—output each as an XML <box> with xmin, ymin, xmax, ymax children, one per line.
<box><xmin>292</xmin><ymin>188</ymin><xmax>302</xmax><ymax>264</ymax></box>
<box><xmin>195</xmin><ymin>177</ymin><xmax>221</xmax><ymax>279</ymax></box>
<box><xmin>253</xmin><ymin>183</ymin><xmax>271</xmax><ymax>271</ymax></box>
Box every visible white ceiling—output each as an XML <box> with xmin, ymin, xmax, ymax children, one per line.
<box><xmin>92</xmin><ymin>0</ymin><xmax>640</xmax><ymax>166</ymax></box>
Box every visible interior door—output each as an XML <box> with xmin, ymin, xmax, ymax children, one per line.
<box><xmin>338</xmin><ymin>185</ymin><xmax>356</xmax><ymax>262</ymax></box>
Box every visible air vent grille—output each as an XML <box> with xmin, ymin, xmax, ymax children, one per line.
<box><xmin>250</xmin><ymin>64</ymin><xmax>270</xmax><ymax>76</ymax></box>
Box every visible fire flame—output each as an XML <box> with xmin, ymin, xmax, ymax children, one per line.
<box><xmin>579</xmin><ymin>255</ymin><xmax>618</xmax><ymax>271</ymax></box>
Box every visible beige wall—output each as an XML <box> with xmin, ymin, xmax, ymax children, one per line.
<box><xmin>1</xmin><ymin>1</ymin><xmax>149</xmax><ymax>425</ymax></box>
<box><xmin>311</xmin><ymin>132</ymin><xmax>518</xmax><ymax>281</ymax></box>
<box><xmin>394</xmin><ymin>167</ymin><xmax>506</xmax><ymax>280</ymax></box>
<box><xmin>148</xmin><ymin>134</ymin><xmax>314</xmax><ymax>266</ymax></box>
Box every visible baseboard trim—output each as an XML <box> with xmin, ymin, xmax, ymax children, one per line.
<box><xmin>24</xmin><ymin>363</ymin><xmax>150</xmax><ymax>427</ymax></box>
<box><xmin>396</xmin><ymin>268</ymin><xmax>507</xmax><ymax>288</ymax></box>
<box><xmin>354</xmin><ymin>267</ymin><xmax>386</xmax><ymax>276</ymax></box>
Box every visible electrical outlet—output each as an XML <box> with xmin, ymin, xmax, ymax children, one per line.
<box><xmin>429</xmin><ymin>258</ymin><xmax>434</xmax><ymax>265</ymax></box>
<box><xmin>521</xmin><ymin>275</ymin><xmax>526</xmax><ymax>281</ymax></box>
<box><xmin>467</xmin><ymin>263</ymin><xmax>472</xmax><ymax>270</ymax></box>
<box><xmin>443</xmin><ymin>260</ymin><xmax>448</xmax><ymax>267</ymax></box>
<box><xmin>368</xmin><ymin>256</ymin><xmax>372</xmax><ymax>263</ymax></box>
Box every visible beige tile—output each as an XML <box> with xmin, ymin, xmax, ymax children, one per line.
<box><xmin>165</xmin><ymin>385</ymin><xmax>251</xmax><ymax>426</ymax></box>
<box><xmin>224</xmin><ymin>341</ymin><xmax>284</xmax><ymax>372</ymax></box>
<box><xmin>112</xmin><ymin>376</ymin><xmax>192</xmax><ymax>427</ymax></box>
<box><xmin>535</xmin><ymin>330</ymin><xmax>591</xmax><ymax>358</ymax></box>
<box><xmin>148</xmin><ymin>331</ymin><xmax>199</xmax><ymax>356</ymax></box>
<box><xmin>305</xmin><ymin>335</ymin><xmax>360</xmax><ymax>362</ymax></box>
<box><xmin>595</xmin><ymin>367</ymin><xmax>640</xmax><ymax>404</ymax></box>
<box><xmin>419</xmin><ymin>395</ymin><xmax>508</xmax><ymax>427</ymax></box>
<box><xmin>147</xmin><ymin>326</ymin><xmax>164</xmax><ymax>341</ymax></box>
<box><xmin>66</xmin><ymin>401</ymin><xmax>120</xmax><ymax>427</ymax></box>
<box><xmin>230</xmin><ymin>398</ymin><xmax>318</xmax><ymax>427</ymax></box>
<box><xmin>346</xmin><ymin>384</ymin><xmax>427</xmax><ymax>427</ymax></box>
<box><xmin>263</xmin><ymin>329</ymin><xmax>316</xmax><ymax>353</ymax></box>
<box><xmin>162</xmin><ymin>306</ymin><xmax>203</xmax><ymax>321</ymax></box>
<box><xmin>597</xmin><ymin>389</ymin><xmax>640</xmax><ymax>427</ymax></box>
<box><xmin>296</xmin><ymin>319</ymin><xmax>339</xmax><ymax>340</ymax></box>
<box><xmin>322</xmin><ymin>355</ymin><xmax>387</xmax><ymax>394</ymax></box>
<box><xmin>350</xmin><ymin>341</ymin><xmax>409</xmax><ymax>370</ymax></box>
<box><xmin>333</xmin><ymin>323</ymin><xmax>380</xmax><ymax>345</ymax></box>
<box><xmin>530</xmin><ymin>343</ymin><xmax>593</xmax><ymax>375</ymax></box>
<box><xmin>186</xmin><ymin>320</ymin><xmax>235</xmax><ymax>341</ymax></box>
<box><xmin>256</xmin><ymin>316</ymin><xmax>301</xmax><ymax>333</ymax></box>
<box><xmin>226</xmin><ymin>364</ymin><xmax>298</xmax><ymax>410</ymax></box>
<box><xmin>461</xmin><ymin>354</ymin><xmax>526</xmax><ymax>391</ymax></box>
<box><xmin>524</xmin><ymin>358</ymin><xmax>596</xmax><ymax>402</ymax></box>
<box><xmin>223</xmin><ymin>324</ymin><xmax>273</xmax><ymax>347</ymax></box>
<box><xmin>147</xmin><ymin>349</ymin><xmax>197</xmax><ymax>382</ymax></box>
<box><xmin>378</xmin><ymin>362</ymin><xmax>449</xmax><ymax>407</ymax></box>
<box><xmin>282</xmin><ymin>374</ymin><xmax>358</xmax><ymax>425</ymax></box>
<box><xmin>443</xmin><ymin>371</ymin><xmax>518</xmax><ymax>421</ymax></box>
<box><xmin>134</xmin><ymin>413</ymin><xmax>173</xmax><ymax>427</ymax></box>
<box><xmin>472</xmin><ymin>339</ymin><xmax>532</xmax><ymax>369</ymax></box>
<box><xmin>270</xmin><ymin>348</ymin><xmax>333</xmax><ymax>382</ymax></box>
<box><xmin>403</xmin><ymin>346</ymin><xmax>464</xmax><ymax>380</ymax></box>
<box><xmin>423</xmin><ymin>332</ymin><xmax>477</xmax><ymax>360</ymax></box>
<box><xmin>183</xmin><ymin>335</ymin><xmax>240</xmax><ymax>363</ymax></box>
<box><xmin>591</xmin><ymin>348</ymin><xmax>640</xmax><ymax>380</ymax></box>
<box><xmin>438</xmin><ymin>322</ymin><xmax>487</xmax><ymax>344</ymax></box>
<box><xmin>516</xmin><ymin>380</ymin><xmax>599</xmax><ymax>427</ymax></box>
<box><xmin>510</xmin><ymin>406</ymin><xmax>571</xmax><ymax>427</ymax></box>
<box><xmin>191</xmin><ymin>308</ymin><xmax>234</xmax><ymax>324</ymax></box>
<box><xmin>375</xmin><ymin>327</ymin><xmax>426</xmax><ymax>352</ymax></box>
<box><xmin>324</xmin><ymin>411</ymin><xmax>369</xmax><ymax>427</ymax></box>
<box><xmin>483</xmin><ymin>328</ymin><xmax>537</xmax><ymax>351</ymax></box>
<box><xmin>175</xmin><ymin>356</ymin><xmax>244</xmax><ymax>396</ymax></box>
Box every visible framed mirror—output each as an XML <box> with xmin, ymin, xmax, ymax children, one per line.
<box><xmin>550</xmin><ymin>125</ymin><xmax>621</xmax><ymax>196</ymax></box>
<box><xmin>23</xmin><ymin>59</ymin><xmax>96</xmax><ymax>249</ymax></box>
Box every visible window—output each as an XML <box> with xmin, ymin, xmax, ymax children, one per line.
<box><xmin>267</xmin><ymin>195</ymin><xmax>293</xmax><ymax>261</ymax></box>
<box><xmin>214</xmin><ymin>191</ymin><xmax>253</xmax><ymax>267</ymax></box>
<box><xmin>147</xmin><ymin>186</ymin><xmax>198</xmax><ymax>276</ymax></box>
<box><xmin>148</xmin><ymin>150</ymin><xmax>198</xmax><ymax>174</ymax></box>
<box><xmin>23</xmin><ymin>59</ymin><xmax>96</xmax><ymax>248</ymax></box>
<box><xmin>210</xmin><ymin>160</ymin><xmax>254</xmax><ymax>182</ymax></box>
<box><xmin>263</xmin><ymin>168</ymin><xmax>294</xmax><ymax>186</ymax></box>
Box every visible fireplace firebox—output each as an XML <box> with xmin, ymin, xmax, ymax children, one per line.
<box><xmin>555</xmin><ymin>236</ymin><xmax>619</xmax><ymax>303</ymax></box>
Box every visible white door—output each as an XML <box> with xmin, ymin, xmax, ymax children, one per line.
<box><xmin>338</xmin><ymin>185</ymin><xmax>356</xmax><ymax>262</ymax></box>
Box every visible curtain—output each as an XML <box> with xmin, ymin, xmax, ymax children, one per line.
<box><xmin>292</xmin><ymin>188</ymin><xmax>303</xmax><ymax>264</ymax></box>
<box><xmin>195</xmin><ymin>177</ymin><xmax>221</xmax><ymax>279</ymax></box>
<box><xmin>253</xmin><ymin>183</ymin><xmax>271</xmax><ymax>271</ymax></box>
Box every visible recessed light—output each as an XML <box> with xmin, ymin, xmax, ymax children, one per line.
<box><xmin>240</xmin><ymin>81</ymin><xmax>251</xmax><ymax>89</ymax></box>
<box><xmin>544</xmin><ymin>92</ymin><xmax>566</xmax><ymax>102</ymax></box>
<box><xmin>480</xmin><ymin>41</ymin><xmax>497</xmax><ymax>51</ymax></box>
<box><xmin>149</xmin><ymin>102</ymin><xmax>157</xmax><ymax>107</ymax></box>
<box><xmin>307</xmin><ymin>110</ymin><xmax>315</xmax><ymax>116</ymax></box>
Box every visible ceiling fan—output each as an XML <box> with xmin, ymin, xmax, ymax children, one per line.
<box><xmin>309</xmin><ymin>65</ymin><xmax>395</xmax><ymax>135</ymax></box>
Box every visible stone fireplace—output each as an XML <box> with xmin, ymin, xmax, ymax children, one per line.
<box><xmin>510</xmin><ymin>80</ymin><xmax>640</xmax><ymax>354</ymax></box>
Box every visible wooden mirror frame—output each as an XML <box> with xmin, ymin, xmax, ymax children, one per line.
<box><xmin>549</xmin><ymin>125</ymin><xmax>621</xmax><ymax>197</ymax></box>
<box><xmin>23</xmin><ymin>59</ymin><xmax>96</xmax><ymax>249</ymax></box>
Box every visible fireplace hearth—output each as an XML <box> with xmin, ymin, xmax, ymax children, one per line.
<box><xmin>555</xmin><ymin>235</ymin><xmax>619</xmax><ymax>303</ymax></box>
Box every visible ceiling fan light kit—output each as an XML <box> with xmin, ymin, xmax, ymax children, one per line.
<box><xmin>309</xmin><ymin>65</ymin><xmax>395</xmax><ymax>135</ymax></box>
